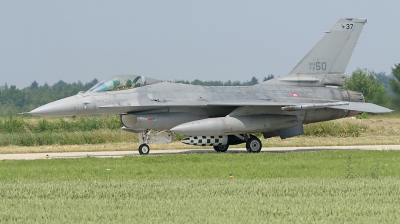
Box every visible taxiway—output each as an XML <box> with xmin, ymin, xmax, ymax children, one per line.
<box><xmin>2</xmin><ymin>145</ymin><xmax>400</xmax><ymax>160</ymax></box>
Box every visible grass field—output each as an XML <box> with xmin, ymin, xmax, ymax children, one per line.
<box><xmin>2</xmin><ymin>115</ymin><xmax>400</xmax><ymax>153</ymax></box>
<box><xmin>2</xmin><ymin>150</ymin><xmax>400</xmax><ymax>223</ymax></box>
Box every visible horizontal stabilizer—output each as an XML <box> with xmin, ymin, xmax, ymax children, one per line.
<box><xmin>327</xmin><ymin>102</ymin><xmax>393</xmax><ymax>113</ymax></box>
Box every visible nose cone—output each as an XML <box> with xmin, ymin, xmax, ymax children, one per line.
<box><xmin>29</xmin><ymin>96</ymin><xmax>77</xmax><ymax>117</ymax></box>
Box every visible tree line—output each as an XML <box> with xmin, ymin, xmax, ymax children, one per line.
<box><xmin>0</xmin><ymin>65</ymin><xmax>399</xmax><ymax>117</ymax></box>
<box><xmin>0</xmin><ymin>79</ymin><xmax>98</xmax><ymax>116</ymax></box>
<box><xmin>342</xmin><ymin>63</ymin><xmax>400</xmax><ymax>111</ymax></box>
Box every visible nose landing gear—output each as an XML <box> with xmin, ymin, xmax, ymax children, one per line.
<box><xmin>136</xmin><ymin>129</ymin><xmax>174</xmax><ymax>155</ymax></box>
<box><xmin>138</xmin><ymin>144</ymin><xmax>150</xmax><ymax>155</ymax></box>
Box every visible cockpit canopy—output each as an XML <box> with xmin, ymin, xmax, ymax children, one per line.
<box><xmin>87</xmin><ymin>75</ymin><xmax>161</xmax><ymax>92</ymax></box>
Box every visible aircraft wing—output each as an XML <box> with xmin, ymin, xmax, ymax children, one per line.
<box><xmin>208</xmin><ymin>100</ymin><xmax>392</xmax><ymax>113</ymax></box>
<box><xmin>96</xmin><ymin>97</ymin><xmax>392</xmax><ymax>114</ymax></box>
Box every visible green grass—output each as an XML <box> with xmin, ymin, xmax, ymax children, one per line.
<box><xmin>304</xmin><ymin>121</ymin><xmax>367</xmax><ymax>137</ymax></box>
<box><xmin>0</xmin><ymin>116</ymin><xmax>372</xmax><ymax>146</ymax></box>
<box><xmin>0</xmin><ymin>116</ymin><xmax>121</xmax><ymax>133</ymax></box>
<box><xmin>1</xmin><ymin>150</ymin><xmax>400</xmax><ymax>223</ymax></box>
<box><xmin>3</xmin><ymin>150</ymin><xmax>400</xmax><ymax>180</ymax></box>
<box><xmin>0</xmin><ymin>130</ymin><xmax>136</xmax><ymax>146</ymax></box>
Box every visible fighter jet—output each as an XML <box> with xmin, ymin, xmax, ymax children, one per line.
<box><xmin>28</xmin><ymin>18</ymin><xmax>392</xmax><ymax>154</ymax></box>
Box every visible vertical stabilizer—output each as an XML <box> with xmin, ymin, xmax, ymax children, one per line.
<box><xmin>263</xmin><ymin>18</ymin><xmax>367</xmax><ymax>87</ymax></box>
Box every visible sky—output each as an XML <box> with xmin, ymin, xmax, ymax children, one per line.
<box><xmin>1</xmin><ymin>0</ymin><xmax>399</xmax><ymax>89</ymax></box>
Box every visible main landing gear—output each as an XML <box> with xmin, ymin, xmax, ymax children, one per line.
<box><xmin>211</xmin><ymin>134</ymin><xmax>262</xmax><ymax>153</ymax></box>
<box><xmin>213</xmin><ymin>144</ymin><xmax>229</xmax><ymax>152</ymax></box>
<box><xmin>138</xmin><ymin>144</ymin><xmax>150</xmax><ymax>155</ymax></box>
<box><xmin>232</xmin><ymin>134</ymin><xmax>262</xmax><ymax>153</ymax></box>
<box><xmin>245</xmin><ymin>135</ymin><xmax>262</xmax><ymax>153</ymax></box>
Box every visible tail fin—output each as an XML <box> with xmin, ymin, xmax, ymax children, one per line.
<box><xmin>264</xmin><ymin>18</ymin><xmax>367</xmax><ymax>87</ymax></box>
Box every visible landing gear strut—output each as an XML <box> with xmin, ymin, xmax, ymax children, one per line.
<box><xmin>246</xmin><ymin>135</ymin><xmax>262</xmax><ymax>153</ymax></box>
<box><xmin>138</xmin><ymin>144</ymin><xmax>150</xmax><ymax>155</ymax></box>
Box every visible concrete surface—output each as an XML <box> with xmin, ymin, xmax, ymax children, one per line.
<box><xmin>2</xmin><ymin>145</ymin><xmax>400</xmax><ymax>160</ymax></box>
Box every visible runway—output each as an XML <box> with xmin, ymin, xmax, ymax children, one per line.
<box><xmin>2</xmin><ymin>145</ymin><xmax>400</xmax><ymax>160</ymax></box>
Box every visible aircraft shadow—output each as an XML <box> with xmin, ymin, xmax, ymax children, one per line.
<box><xmin>152</xmin><ymin>147</ymin><xmax>350</xmax><ymax>155</ymax></box>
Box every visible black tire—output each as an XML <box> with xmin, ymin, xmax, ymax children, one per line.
<box><xmin>213</xmin><ymin>144</ymin><xmax>229</xmax><ymax>152</ymax></box>
<box><xmin>246</xmin><ymin>136</ymin><xmax>262</xmax><ymax>153</ymax></box>
<box><xmin>138</xmin><ymin>144</ymin><xmax>150</xmax><ymax>155</ymax></box>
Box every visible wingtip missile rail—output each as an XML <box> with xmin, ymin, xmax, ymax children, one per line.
<box><xmin>281</xmin><ymin>102</ymin><xmax>349</xmax><ymax>111</ymax></box>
